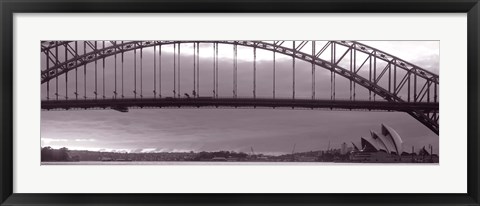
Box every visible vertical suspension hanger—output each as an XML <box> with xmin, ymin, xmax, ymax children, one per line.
<box><xmin>212</xmin><ymin>43</ymin><xmax>215</xmax><ymax>97</ymax></box>
<box><xmin>407</xmin><ymin>68</ymin><xmax>411</xmax><ymax>102</ymax></box>
<box><xmin>215</xmin><ymin>42</ymin><xmax>220</xmax><ymax>98</ymax></box>
<box><xmin>121</xmin><ymin>41</ymin><xmax>125</xmax><ymax>99</ymax></box>
<box><xmin>414</xmin><ymin>69</ymin><xmax>417</xmax><ymax>102</ymax></box>
<box><xmin>350</xmin><ymin>42</ymin><xmax>353</xmax><ymax>101</ymax></box>
<box><xmin>153</xmin><ymin>44</ymin><xmax>157</xmax><ymax>99</ymax></box>
<box><xmin>84</xmin><ymin>41</ymin><xmax>87</xmax><ymax>100</ymax></box>
<box><xmin>330</xmin><ymin>41</ymin><xmax>335</xmax><ymax>100</ymax></box>
<box><xmin>253</xmin><ymin>44</ymin><xmax>257</xmax><ymax>99</ymax></box>
<box><xmin>94</xmin><ymin>41</ymin><xmax>98</xmax><ymax>99</ymax></box>
<box><xmin>193</xmin><ymin>42</ymin><xmax>196</xmax><ymax>98</ymax></box>
<box><xmin>114</xmin><ymin>41</ymin><xmax>117</xmax><ymax>99</ymax></box>
<box><xmin>434</xmin><ymin>77</ymin><xmax>437</xmax><ymax>103</ymax></box>
<box><xmin>215</xmin><ymin>42</ymin><xmax>219</xmax><ymax>98</ymax></box>
<box><xmin>55</xmin><ymin>41</ymin><xmax>59</xmax><ymax>101</ymax></box>
<box><xmin>273</xmin><ymin>42</ymin><xmax>275</xmax><ymax>99</ymax></box>
<box><xmin>46</xmin><ymin>47</ymin><xmax>50</xmax><ymax>100</ymax></box>
<box><xmin>134</xmin><ymin>45</ymin><xmax>137</xmax><ymax>99</ymax></box>
<box><xmin>369</xmin><ymin>51</ymin><xmax>372</xmax><ymax>101</ymax></box>
<box><xmin>216</xmin><ymin>42</ymin><xmax>219</xmax><ymax>98</ymax></box>
<box><xmin>65</xmin><ymin>43</ymin><xmax>68</xmax><ymax>100</ymax></box>
<box><xmin>140</xmin><ymin>46</ymin><xmax>143</xmax><ymax>98</ymax></box>
<box><xmin>74</xmin><ymin>41</ymin><xmax>79</xmax><ymax>100</ymax></box>
<box><xmin>74</xmin><ymin>41</ymin><xmax>78</xmax><ymax>100</ymax></box>
<box><xmin>388</xmin><ymin>57</ymin><xmax>392</xmax><ymax>95</ymax></box>
<box><xmin>197</xmin><ymin>42</ymin><xmax>200</xmax><ymax>97</ymax></box>
<box><xmin>233</xmin><ymin>42</ymin><xmax>237</xmax><ymax>98</ymax></box>
<box><xmin>374</xmin><ymin>51</ymin><xmax>377</xmax><ymax>101</ymax></box>
<box><xmin>312</xmin><ymin>41</ymin><xmax>315</xmax><ymax>100</ymax></box>
<box><xmin>178</xmin><ymin>43</ymin><xmax>181</xmax><ymax>98</ymax></box>
<box><xmin>292</xmin><ymin>41</ymin><xmax>296</xmax><ymax>100</ymax></box>
<box><xmin>159</xmin><ymin>43</ymin><xmax>162</xmax><ymax>98</ymax></box>
<box><xmin>234</xmin><ymin>42</ymin><xmax>237</xmax><ymax>98</ymax></box>
<box><xmin>353</xmin><ymin>44</ymin><xmax>356</xmax><ymax>101</ymax></box>
<box><xmin>333</xmin><ymin>42</ymin><xmax>336</xmax><ymax>100</ymax></box>
<box><xmin>102</xmin><ymin>41</ymin><xmax>105</xmax><ymax>99</ymax></box>
<box><xmin>427</xmin><ymin>79</ymin><xmax>431</xmax><ymax>103</ymax></box>
<box><xmin>393</xmin><ymin>59</ymin><xmax>397</xmax><ymax>100</ymax></box>
<box><xmin>173</xmin><ymin>43</ymin><xmax>176</xmax><ymax>98</ymax></box>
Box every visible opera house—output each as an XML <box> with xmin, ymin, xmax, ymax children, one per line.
<box><xmin>351</xmin><ymin>124</ymin><xmax>406</xmax><ymax>162</ymax></box>
<box><xmin>348</xmin><ymin>124</ymin><xmax>438</xmax><ymax>163</ymax></box>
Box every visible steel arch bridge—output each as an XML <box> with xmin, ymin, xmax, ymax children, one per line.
<box><xmin>40</xmin><ymin>40</ymin><xmax>439</xmax><ymax>134</ymax></box>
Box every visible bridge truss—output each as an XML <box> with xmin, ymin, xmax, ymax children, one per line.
<box><xmin>40</xmin><ymin>40</ymin><xmax>439</xmax><ymax>134</ymax></box>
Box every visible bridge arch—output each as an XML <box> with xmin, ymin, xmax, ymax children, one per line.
<box><xmin>40</xmin><ymin>40</ymin><xmax>439</xmax><ymax>134</ymax></box>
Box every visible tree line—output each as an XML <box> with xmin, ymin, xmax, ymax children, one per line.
<box><xmin>41</xmin><ymin>146</ymin><xmax>73</xmax><ymax>161</ymax></box>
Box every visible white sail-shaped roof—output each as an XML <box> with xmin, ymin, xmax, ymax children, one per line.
<box><xmin>360</xmin><ymin>125</ymin><xmax>404</xmax><ymax>156</ymax></box>
<box><xmin>381</xmin><ymin>124</ymin><xmax>403</xmax><ymax>155</ymax></box>
<box><xmin>360</xmin><ymin>137</ymin><xmax>378</xmax><ymax>152</ymax></box>
<box><xmin>366</xmin><ymin>125</ymin><xmax>404</xmax><ymax>155</ymax></box>
<box><xmin>370</xmin><ymin>131</ymin><xmax>390</xmax><ymax>153</ymax></box>
<box><xmin>375</xmin><ymin>131</ymin><xmax>396</xmax><ymax>154</ymax></box>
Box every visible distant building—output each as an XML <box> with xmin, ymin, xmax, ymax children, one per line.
<box><xmin>296</xmin><ymin>156</ymin><xmax>317</xmax><ymax>162</ymax></box>
<box><xmin>418</xmin><ymin>146</ymin><xmax>430</xmax><ymax>156</ymax></box>
<box><xmin>346</xmin><ymin>146</ymin><xmax>353</xmax><ymax>153</ymax></box>
<box><xmin>340</xmin><ymin>142</ymin><xmax>348</xmax><ymax>155</ymax></box>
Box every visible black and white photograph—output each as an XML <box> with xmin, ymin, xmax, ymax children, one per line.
<box><xmin>40</xmin><ymin>40</ymin><xmax>439</xmax><ymax>165</ymax></box>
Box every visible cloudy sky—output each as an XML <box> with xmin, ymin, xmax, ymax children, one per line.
<box><xmin>41</xmin><ymin>41</ymin><xmax>439</xmax><ymax>155</ymax></box>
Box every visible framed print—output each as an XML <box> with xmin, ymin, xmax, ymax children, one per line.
<box><xmin>1</xmin><ymin>0</ymin><xmax>479</xmax><ymax>205</ymax></box>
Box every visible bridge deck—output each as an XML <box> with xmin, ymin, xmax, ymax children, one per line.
<box><xmin>41</xmin><ymin>98</ymin><xmax>439</xmax><ymax>112</ymax></box>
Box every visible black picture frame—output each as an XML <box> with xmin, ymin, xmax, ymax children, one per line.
<box><xmin>1</xmin><ymin>0</ymin><xmax>479</xmax><ymax>205</ymax></box>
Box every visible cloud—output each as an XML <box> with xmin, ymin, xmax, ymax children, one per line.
<box><xmin>41</xmin><ymin>138</ymin><xmax>69</xmax><ymax>144</ymax></box>
<box><xmin>74</xmin><ymin>138</ymin><xmax>96</xmax><ymax>142</ymax></box>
